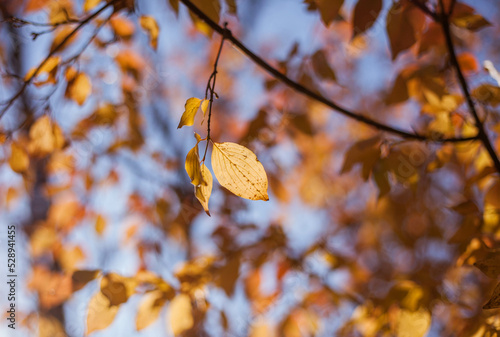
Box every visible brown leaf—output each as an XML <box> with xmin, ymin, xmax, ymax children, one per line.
<box><xmin>475</xmin><ymin>252</ymin><xmax>500</xmax><ymax>279</ymax></box>
<box><xmin>484</xmin><ymin>281</ymin><xmax>500</xmax><ymax>309</ymax></box>
<box><xmin>352</xmin><ymin>0</ymin><xmax>383</xmax><ymax>38</ymax></box>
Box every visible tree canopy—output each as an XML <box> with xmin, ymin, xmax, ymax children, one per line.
<box><xmin>1</xmin><ymin>0</ymin><xmax>500</xmax><ymax>336</ymax></box>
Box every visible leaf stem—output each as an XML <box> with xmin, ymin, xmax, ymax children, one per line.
<box><xmin>202</xmin><ymin>30</ymin><xmax>226</xmax><ymax>162</ymax></box>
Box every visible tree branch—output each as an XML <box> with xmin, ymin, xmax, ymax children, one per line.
<box><xmin>436</xmin><ymin>1</ymin><xmax>500</xmax><ymax>173</ymax></box>
<box><xmin>0</xmin><ymin>0</ymin><xmax>117</xmax><ymax>120</ymax></box>
<box><xmin>179</xmin><ymin>0</ymin><xmax>475</xmax><ymax>143</ymax></box>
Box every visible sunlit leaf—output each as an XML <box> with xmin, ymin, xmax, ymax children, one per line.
<box><xmin>169</xmin><ymin>294</ymin><xmax>194</xmax><ymax>336</ymax></box>
<box><xmin>66</xmin><ymin>73</ymin><xmax>92</xmax><ymax>105</ymax></box>
<box><xmin>195</xmin><ymin>164</ymin><xmax>213</xmax><ymax>216</ymax></box>
<box><xmin>185</xmin><ymin>144</ymin><xmax>204</xmax><ymax>186</ymax></box>
<box><xmin>84</xmin><ymin>0</ymin><xmax>101</xmax><ymax>12</ymax></box>
<box><xmin>110</xmin><ymin>16</ymin><xmax>135</xmax><ymax>39</ymax></box>
<box><xmin>9</xmin><ymin>142</ymin><xmax>29</xmax><ymax>173</ymax></box>
<box><xmin>178</xmin><ymin>97</ymin><xmax>203</xmax><ymax>129</ymax></box>
<box><xmin>86</xmin><ymin>291</ymin><xmax>120</xmax><ymax>335</ymax></box>
<box><xmin>212</xmin><ymin>142</ymin><xmax>269</xmax><ymax>201</ymax></box>
<box><xmin>136</xmin><ymin>290</ymin><xmax>168</xmax><ymax>331</ymax></box>
<box><xmin>28</xmin><ymin>115</ymin><xmax>65</xmax><ymax>156</ymax></box>
<box><xmin>140</xmin><ymin>16</ymin><xmax>160</xmax><ymax>50</ymax></box>
<box><xmin>396</xmin><ymin>308</ymin><xmax>431</xmax><ymax>337</ymax></box>
<box><xmin>25</xmin><ymin>56</ymin><xmax>61</xmax><ymax>85</ymax></box>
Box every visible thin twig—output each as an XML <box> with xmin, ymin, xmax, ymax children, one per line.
<box><xmin>202</xmin><ymin>32</ymin><xmax>226</xmax><ymax>162</ymax></box>
<box><xmin>179</xmin><ymin>0</ymin><xmax>475</xmax><ymax>144</ymax></box>
<box><xmin>435</xmin><ymin>0</ymin><xmax>500</xmax><ymax>173</ymax></box>
<box><xmin>0</xmin><ymin>0</ymin><xmax>117</xmax><ymax>120</ymax></box>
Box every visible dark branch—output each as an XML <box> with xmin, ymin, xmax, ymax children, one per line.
<box><xmin>0</xmin><ymin>0</ymin><xmax>117</xmax><ymax>120</ymax></box>
<box><xmin>436</xmin><ymin>0</ymin><xmax>500</xmax><ymax>173</ymax></box>
<box><xmin>179</xmin><ymin>0</ymin><xmax>475</xmax><ymax>143</ymax></box>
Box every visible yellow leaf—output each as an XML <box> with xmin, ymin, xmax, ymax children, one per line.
<box><xmin>139</xmin><ymin>16</ymin><xmax>160</xmax><ymax>50</ymax></box>
<box><xmin>28</xmin><ymin>115</ymin><xmax>65</xmax><ymax>156</ymax></box>
<box><xmin>169</xmin><ymin>294</ymin><xmax>193</xmax><ymax>336</ymax></box>
<box><xmin>51</xmin><ymin>26</ymin><xmax>78</xmax><ymax>53</ymax></box>
<box><xmin>396</xmin><ymin>308</ymin><xmax>431</xmax><ymax>337</ymax></box>
<box><xmin>485</xmin><ymin>180</ymin><xmax>500</xmax><ymax>209</ymax></box>
<box><xmin>86</xmin><ymin>291</ymin><xmax>119</xmax><ymax>335</ymax></box>
<box><xmin>201</xmin><ymin>99</ymin><xmax>209</xmax><ymax>117</ymax></box>
<box><xmin>84</xmin><ymin>0</ymin><xmax>101</xmax><ymax>11</ymax></box>
<box><xmin>66</xmin><ymin>73</ymin><xmax>92</xmax><ymax>105</ymax></box>
<box><xmin>136</xmin><ymin>290</ymin><xmax>167</xmax><ymax>331</ymax></box>
<box><xmin>25</xmin><ymin>56</ymin><xmax>60</xmax><ymax>85</ymax></box>
<box><xmin>110</xmin><ymin>16</ymin><xmax>135</xmax><ymax>39</ymax></box>
<box><xmin>211</xmin><ymin>142</ymin><xmax>269</xmax><ymax>201</ymax></box>
<box><xmin>9</xmin><ymin>142</ymin><xmax>29</xmax><ymax>173</ymax></box>
<box><xmin>185</xmin><ymin>144</ymin><xmax>204</xmax><ymax>186</ymax></box>
<box><xmin>178</xmin><ymin>97</ymin><xmax>202</xmax><ymax>129</ymax></box>
<box><xmin>95</xmin><ymin>215</ymin><xmax>106</xmax><ymax>235</ymax></box>
<box><xmin>100</xmin><ymin>273</ymin><xmax>136</xmax><ymax>306</ymax></box>
<box><xmin>195</xmin><ymin>164</ymin><xmax>213</xmax><ymax>216</ymax></box>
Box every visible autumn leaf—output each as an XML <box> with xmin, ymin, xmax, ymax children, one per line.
<box><xmin>212</xmin><ymin>142</ymin><xmax>269</xmax><ymax>201</ymax></box>
<box><xmin>178</xmin><ymin>98</ymin><xmax>203</xmax><ymax>129</ymax></box>
<box><xmin>195</xmin><ymin>164</ymin><xmax>213</xmax><ymax>216</ymax></box>
<box><xmin>485</xmin><ymin>180</ymin><xmax>500</xmax><ymax>208</ymax></box>
<box><xmin>484</xmin><ymin>281</ymin><xmax>500</xmax><ymax>309</ymax></box>
<box><xmin>100</xmin><ymin>273</ymin><xmax>137</xmax><ymax>306</ymax></box>
<box><xmin>25</xmin><ymin>56</ymin><xmax>61</xmax><ymax>85</ymax></box>
<box><xmin>352</xmin><ymin>0</ymin><xmax>382</xmax><ymax>38</ymax></box>
<box><xmin>386</xmin><ymin>2</ymin><xmax>425</xmax><ymax>60</ymax></box>
<box><xmin>311</xmin><ymin>50</ymin><xmax>336</xmax><ymax>82</ymax></box>
<box><xmin>86</xmin><ymin>291</ymin><xmax>120</xmax><ymax>335</ymax></box>
<box><xmin>110</xmin><ymin>16</ymin><xmax>135</xmax><ymax>40</ymax></box>
<box><xmin>72</xmin><ymin>270</ymin><xmax>101</xmax><ymax>292</ymax></box>
<box><xmin>472</xmin><ymin>84</ymin><xmax>500</xmax><ymax>106</ymax></box>
<box><xmin>51</xmin><ymin>26</ymin><xmax>78</xmax><ymax>53</ymax></box>
<box><xmin>185</xmin><ymin>143</ymin><xmax>205</xmax><ymax>186</ymax></box>
<box><xmin>474</xmin><ymin>251</ymin><xmax>500</xmax><ymax>279</ymax></box>
<box><xmin>66</xmin><ymin>73</ymin><xmax>92</xmax><ymax>105</ymax></box>
<box><xmin>169</xmin><ymin>294</ymin><xmax>194</xmax><ymax>336</ymax></box>
<box><xmin>28</xmin><ymin>115</ymin><xmax>65</xmax><ymax>156</ymax></box>
<box><xmin>396</xmin><ymin>308</ymin><xmax>431</xmax><ymax>337</ymax></box>
<box><xmin>84</xmin><ymin>0</ymin><xmax>101</xmax><ymax>12</ymax></box>
<box><xmin>316</xmin><ymin>0</ymin><xmax>344</xmax><ymax>27</ymax></box>
<box><xmin>25</xmin><ymin>0</ymin><xmax>50</xmax><ymax>12</ymax></box>
<box><xmin>9</xmin><ymin>142</ymin><xmax>30</xmax><ymax>173</ymax></box>
<box><xmin>140</xmin><ymin>16</ymin><xmax>160</xmax><ymax>50</ymax></box>
<box><xmin>136</xmin><ymin>290</ymin><xmax>168</xmax><ymax>331</ymax></box>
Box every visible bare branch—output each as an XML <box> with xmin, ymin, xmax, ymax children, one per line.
<box><xmin>179</xmin><ymin>0</ymin><xmax>475</xmax><ymax>144</ymax></box>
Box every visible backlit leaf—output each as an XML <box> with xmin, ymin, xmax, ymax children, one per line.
<box><xmin>86</xmin><ymin>291</ymin><xmax>119</xmax><ymax>335</ymax></box>
<box><xmin>110</xmin><ymin>16</ymin><xmax>135</xmax><ymax>39</ymax></box>
<box><xmin>472</xmin><ymin>84</ymin><xmax>500</xmax><ymax>107</ymax></box>
<box><xmin>396</xmin><ymin>308</ymin><xmax>431</xmax><ymax>337</ymax></box>
<box><xmin>169</xmin><ymin>294</ymin><xmax>194</xmax><ymax>336</ymax></box>
<box><xmin>185</xmin><ymin>144</ymin><xmax>204</xmax><ymax>186</ymax></box>
<box><xmin>136</xmin><ymin>290</ymin><xmax>168</xmax><ymax>331</ymax></box>
<box><xmin>178</xmin><ymin>97</ymin><xmax>203</xmax><ymax>129</ymax></box>
<box><xmin>485</xmin><ymin>180</ymin><xmax>500</xmax><ymax>209</ymax></box>
<box><xmin>72</xmin><ymin>270</ymin><xmax>100</xmax><ymax>292</ymax></box>
<box><xmin>212</xmin><ymin>142</ymin><xmax>269</xmax><ymax>201</ymax></box>
<box><xmin>25</xmin><ymin>56</ymin><xmax>60</xmax><ymax>85</ymax></box>
<box><xmin>195</xmin><ymin>164</ymin><xmax>213</xmax><ymax>216</ymax></box>
<box><xmin>28</xmin><ymin>115</ymin><xmax>65</xmax><ymax>156</ymax></box>
<box><xmin>84</xmin><ymin>0</ymin><xmax>101</xmax><ymax>12</ymax></box>
<box><xmin>140</xmin><ymin>16</ymin><xmax>160</xmax><ymax>50</ymax></box>
<box><xmin>66</xmin><ymin>73</ymin><xmax>92</xmax><ymax>105</ymax></box>
<box><xmin>9</xmin><ymin>142</ymin><xmax>29</xmax><ymax>173</ymax></box>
